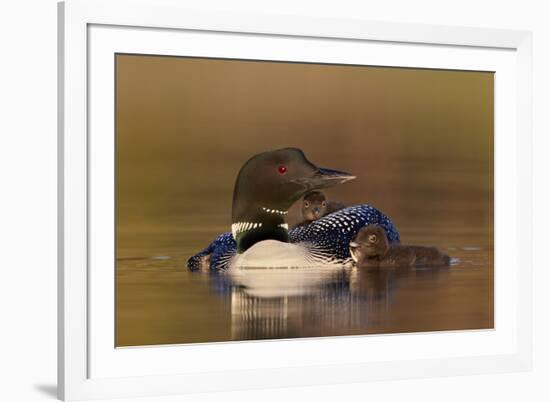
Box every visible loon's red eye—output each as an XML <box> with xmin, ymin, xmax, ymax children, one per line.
<box><xmin>277</xmin><ymin>165</ymin><xmax>287</xmax><ymax>175</ymax></box>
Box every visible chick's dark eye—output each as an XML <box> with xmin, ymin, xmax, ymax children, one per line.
<box><xmin>277</xmin><ymin>165</ymin><xmax>287</xmax><ymax>175</ymax></box>
<box><xmin>304</xmin><ymin>201</ymin><xmax>310</xmax><ymax>208</ymax></box>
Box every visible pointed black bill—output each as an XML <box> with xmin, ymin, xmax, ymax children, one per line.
<box><xmin>292</xmin><ymin>167</ymin><xmax>356</xmax><ymax>191</ymax></box>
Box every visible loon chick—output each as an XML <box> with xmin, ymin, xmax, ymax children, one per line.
<box><xmin>293</xmin><ymin>191</ymin><xmax>346</xmax><ymax>228</ymax></box>
<box><xmin>187</xmin><ymin>148</ymin><xmax>400</xmax><ymax>271</ymax></box>
<box><xmin>349</xmin><ymin>225</ymin><xmax>450</xmax><ymax>268</ymax></box>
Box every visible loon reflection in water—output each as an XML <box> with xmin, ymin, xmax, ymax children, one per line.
<box><xmin>225</xmin><ymin>264</ymin><xmax>450</xmax><ymax>340</ymax></box>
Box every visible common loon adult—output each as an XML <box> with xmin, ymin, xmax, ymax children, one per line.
<box><xmin>187</xmin><ymin>148</ymin><xmax>400</xmax><ymax>271</ymax></box>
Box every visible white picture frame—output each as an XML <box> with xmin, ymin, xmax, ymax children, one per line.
<box><xmin>58</xmin><ymin>0</ymin><xmax>533</xmax><ymax>400</ymax></box>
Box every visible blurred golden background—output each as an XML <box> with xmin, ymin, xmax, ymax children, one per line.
<box><xmin>115</xmin><ymin>55</ymin><xmax>493</xmax><ymax>346</ymax></box>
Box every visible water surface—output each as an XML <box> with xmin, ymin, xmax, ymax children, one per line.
<box><xmin>116</xmin><ymin>221</ymin><xmax>493</xmax><ymax>346</ymax></box>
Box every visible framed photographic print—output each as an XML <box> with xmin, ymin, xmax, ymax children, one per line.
<box><xmin>58</xmin><ymin>0</ymin><xmax>533</xmax><ymax>400</ymax></box>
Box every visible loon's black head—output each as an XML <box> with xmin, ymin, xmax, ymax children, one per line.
<box><xmin>232</xmin><ymin>148</ymin><xmax>355</xmax><ymax>252</ymax></box>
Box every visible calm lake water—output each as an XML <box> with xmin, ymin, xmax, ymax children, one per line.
<box><xmin>115</xmin><ymin>56</ymin><xmax>493</xmax><ymax>347</ymax></box>
<box><xmin>116</xmin><ymin>206</ymin><xmax>493</xmax><ymax>347</ymax></box>
<box><xmin>116</xmin><ymin>246</ymin><xmax>492</xmax><ymax>346</ymax></box>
